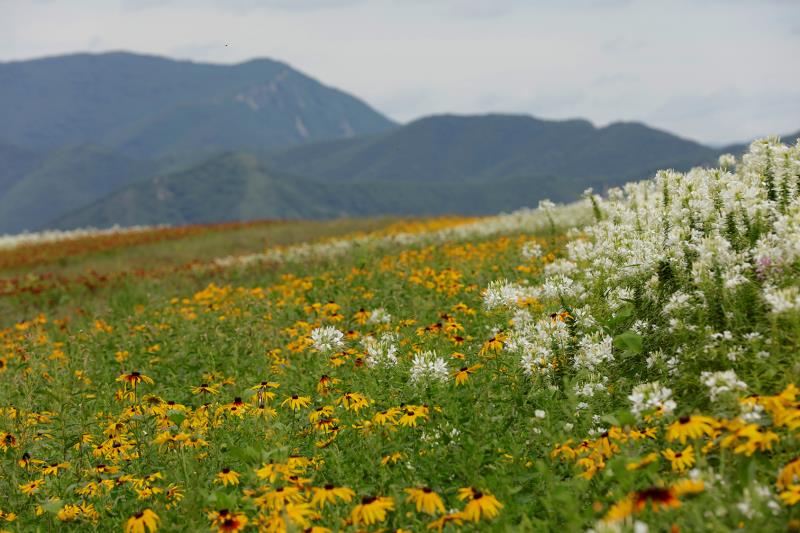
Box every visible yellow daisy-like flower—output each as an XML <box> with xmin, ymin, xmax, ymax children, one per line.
<box><xmin>398</xmin><ymin>405</ymin><xmax>428</xmax><ymax>427</ymax></box>
<box><xmin>427</xmin><ymin>512</ymin><xmax>465</xmax><ymax>531</ymax></box>
<box><xmin>661</xmin><ymin>445</ymin><xmax>696</xmax><ymax>473</ymax></box>
<box><xmin>666</xmin><ymin>415</ymin><xmax>717</xmax><ymax>443</ymax></box>
<box><xmin>208</xmin><ymin>509</ymin><xmax>248</xmax><ymax>532</ymax></box>
<box><xmin>42</xmin><ymin>462</ymin><xmax>70</xmax><ymax>476</ymax></box>
<box><xmin>626</xmin><ymin>452</ymin><xmax>659</xmax><ymax>471</ymax></box>
<box><xmin>215</xmin><ymin>468</ymin><xmax>240</xmax><ymax>486</ymax></box>
<box><xmin>350</xmin><ymin>495</ymin><xmax>395</xmax><ymax>525</ymax></box>
<box><xmin>124</xmin><ymin>509</ymin><xmax>159</xmax><ymax>533</ymax></box>
<box><xmin>116</xmin><ymin>371</ymin><xmax>154</xmax><ymax>386</ymax></box>
<box><xmin>457</xmin><ymin>487</ymin><xmax>503</xmax><ymax>522</ymax></box>
<box><xmin>405</xmin><ymin>487</ymin><xmax>446</xmax><ymax>515</ymax></box>
<box><xmin>311</xmin><ymin>484</ymin><xmax>355</xmax><ymax>508</ymax></box>
<box><xmin>779</xmin><ymin>484</ymin><xmax>800</xmax><ymax>506</ymax></box>
<box><xmin>778</xmin><ymin>457</ymin><xmax>800</xmax><ymax>489</ymax></box>
<box><xmin>190</xmin><ymin>383</ymin><xmax>219</xmax><ymax>395</ymax></box>
<box><xmin>453</xmin><ymin>364</ymin><xmax>482</xmax><ymax>385</ymax></box>
<box><xmin>281</xmin><ymin>395</ymin><xmax>311</xmax><ymax>411</ymax></box>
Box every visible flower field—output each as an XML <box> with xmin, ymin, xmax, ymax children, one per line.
<box><xmin>1</xmin><ymin>138</ymin><xmax>800</xmax><ymax>532</ymax></box>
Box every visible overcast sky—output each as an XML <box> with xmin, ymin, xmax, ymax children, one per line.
<box><xmin>2</xmin><ymin>0</ymin><xmax>799</xmax><ymax>144</ymax></box>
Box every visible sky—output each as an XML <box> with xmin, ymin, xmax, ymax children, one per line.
<box><xmin>1</xmin><ymin>0</ymin><xmax>799</xmax><ymax>144</ymax></box>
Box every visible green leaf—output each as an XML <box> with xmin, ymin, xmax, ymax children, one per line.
<box><xmin>613</xmin><ymin>331</ymin><xmax>643</xmax><ymax>355</ymax></box>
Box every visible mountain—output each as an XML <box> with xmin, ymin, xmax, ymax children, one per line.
<box><xmin>267</xmin><ymin>114</ymin><xmax>720</xmax><ymax>185</ymax></box>
<box><xmin>0</xmin><ymin>141</ymin><xmax>40</xmax><ymax>197</ymax></box>
<box><xmin>54</xmin><ymin>114</ymin><xmax>737</xmax><ymax>229</ymax></box>
<box><xmin>0</xmin><ymin>52</ymin><xmax>395</xmax><ymax>158</ymax></box>
<box><xmin>0</xmin><ymin>145</ymin><xmax>156</xmax><ymax>233</ymax></box>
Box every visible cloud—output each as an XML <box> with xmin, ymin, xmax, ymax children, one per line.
<box><xmin>121</xmin><ymin>0</ymin><xmax>363</xmax><ymax>11</ymax></box>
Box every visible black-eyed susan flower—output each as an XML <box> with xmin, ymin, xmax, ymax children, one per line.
<box><xmin>116</xmin><ymin>371</ymin><xmax>154</xmax><ymax>387</ymax></box>
<box><xmin>398</xmin><ymin>405</ymin><xmax>428</xmax><ymax>427</ymax></box>
<box><xmin>661</xmin><ymin>445</ymin><xmax>696</xmax><ymax>472</ymax></box>
<box><xmin>190</xmin><ymin>383</ymin><xmax>219</xmax><ymax>395</ymax></box>
<box><xmin>256</xmin><ymin>486</ymin><xmax>305</xmax><ymax>511</ymax></box>
<box><xmin>350</xmin><ymin>495</ymin><xmax>394</xmax><ymax>525</ymax></box>
<box><xmin>778</xmin><ymin>457</ymin><xmax>800</xmax><ymax>489</ymax></box>
<box><xmin>0</xmin><ymin>432</ymin><xmax>17</xmax><ymax>450</ymax></box>
<box><xmin>457</xmin><ymin>487</ymin><xmax>503</xmax><ymax>521</ymax></box>
<box><xmin>124</xmin><ymin>509</ymin><xmax>159</xmax><ymax>533</ymax></box>
<box><xmin>666</xmin><ymin>415</ymin><xmax>717</xmax><ymax>443</ymax></box>
<box><xmin>208</xmin><ymin>509</ymin><xmax>248</xmax><ymax>532</ymax></box>
<box><xmin>779</xmin><ymin>484</ymin><xmax>800</xmax><ymax>506</ymax></box>
<box><xmin>381</xmin><ymin>451</ymin><xmax>404</xmax><ymax>466</ymax></box>
<box><xmin>42</xmin><ymin>461</ymin><xmax>69</xmax><ymax>476</ymax></box>
<box><xmin>215</xmin><ymin>468</ymin><xmax>240</xmax><ymax>486</ymax></box>
<box><xmin>18</xmin><ymin>479</ymin><xmax>44</xmax><ymax>496</ymax></box>
<box><xmin>454</xmin><ymin>364</ymin><xmax>482</xmax><ymax>385</ymax></box>
<box><xmin>626</xmin><ymin>452</ymin><xmax>659</xmax><ymax>471</ymax></box>
<box><xmin>405</xmin><ymin>487</ymin><xmax>445</xmax><ymax>515</ymax></box>
<box><xmin>281</xmin><ymin>395</ymin><xmax>311</xmax><ymax>411</ymax></box>
<box><xmin>311</xmin><ymin>484</ymin><xmax>355</xmax><ymax>508</ymax></box>
<box><xmin>335</xmin><ymin>392</ymin><xmax>370</xmax><ymax>412</ymax></box>
<box><xmin>427</xmin><ymin>512</ymin><xmax>465</xmax><ymax>531</ymax></box>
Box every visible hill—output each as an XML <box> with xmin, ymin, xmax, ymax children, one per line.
<box><xmin>268</xmin><ymin>114</ymin><xmax>721</xmax><ymax>185</ymax></box>
<box><xmin>54</xmin><ymin>114</ymin><xmax>731</xmax><ymax>228</ymax></box>
<box><xmin>0</xmin><ymin>145</ymin><xmax>156</xmax><ymax>233</ymax></box>
<box><xmin>0</xmin><ymin>52</ymin><xmax>395</xmax><ymax>158</ymax></box>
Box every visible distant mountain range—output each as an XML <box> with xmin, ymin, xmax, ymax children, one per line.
<box><xmin>0</xmin><ymin>52</ymin><xmax>796</xmax><ymax>233</ymax></box>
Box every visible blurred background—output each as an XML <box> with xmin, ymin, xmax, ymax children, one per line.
<box><xmin>1</xmin><ymin>0</ymin><xmax>798</xmax><ymax>234</ymax></box>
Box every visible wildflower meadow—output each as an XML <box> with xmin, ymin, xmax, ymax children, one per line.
<box><xmin>2</xmin><ymin>138</ymin><xmax>800</xmax><ymax>532</ymax></box>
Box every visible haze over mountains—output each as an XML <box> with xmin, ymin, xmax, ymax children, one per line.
<box><xmin>1</xmin><ymin>52</ymin><xmax>796</xmax><ymax>233</ymax></box>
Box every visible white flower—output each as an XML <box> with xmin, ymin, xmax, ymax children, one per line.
<box><xmin>409</xmin><ymin>351</ymin><xmax>449</xmax><ymax>384</ymax></box>
<box><xmin>309</xmin><ymin>326</ymin><xmax>344</xmax><ymax>353</ymax></box>
<box><xmin>521</xmin><ymin>241</ymin><xmax>542</xmax><ymax>260</ymax></box>
<box><xmin>718</xmin><ymin>153</ymin><xmax>737</xmax><ymax>170</ymax></box>
<box><xmin>534</xmin><ymin>409</ymin><xmax>546</xmax><ymax>419</ymax></box>
<box><xmin>701</xmin><ymin>370</ymin><xmax>747</xmax><ymax>401</ymax></box>
<box><xmin>763</xmin><ymin>285</ymin><xmax>800</xmax><ymax>313</ymax></box>
<box><xmin>368</xmin><ymin>307</ymin><xmax>392</xmax><ymax>324</ymax></box>
<box><xmin>362</xmin><ymin>333</ymin><xmax>398</xmax><ymax>368</ymax></box>
<box><xmin>628</xmin><ymin>381</ymin><xmax>676</xmax><ymax>419</ymax></box>
<box><xmin>574</xmin><ymin>333</ymin><xmax>613</xmax><ymax>371</ymax></box>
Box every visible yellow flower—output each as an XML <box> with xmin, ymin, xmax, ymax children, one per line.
<box><xmin>457</xmin><ymin>487</ymin><xmax>503</xmax><ymax>522</ymax></box>
<box><xmin>42</xmin><ymin>462</ymin><xmax>70</xmax><ymax>476</ymax></box>
<box><xmin>335</xmin><ymin>392</ymin><xmax>370</xmax><ymax>412</ymax></box>
<box><xmin>124</xmin><ymin>509</ymin><xmax>159</xmax><ymax>533</ymax></box>
<box><xmin>453</xmin><ymin>364</ymin><xmax>482</xmax><ymax>385</ymax></box>
<box><xmin>427</xmin><ymin>512</ymin><xmax>465</xmax><ymax>531</ymax></box>
<box><xmin>281</xmin><ymin>395</ymin><xmax>311</xmax><ymax>411</ymax></box>
<box><xmin>381</xmin><ymin>451</ymin><xmax>404</xmax><ymax>465</ymax></box>
<box><xmin>208</xmin><ymin>509</ymin><xmax>248</xmax><ymax>532</ymax></box>
<box><xmin>405</xmin><ymin>487</ymin><xmax>446</xmax><ymax>515</ymax></box>
<box><xmin>666</xmin><ymin>415</ymin><xmax>717</xmax><ymax>443</ymax></box>
<box><xmin>311</xmin><ymin>484</ymin><xmax>355</xmax><ymax>508</ymax></box>
<box><xmin>671</xmin><ymin>478</ymin><xmax>705</xmax><ymax>497</ymax></box>
<box><xmin>215</xmin><ymin>468</ymin><xmax>240</xmax><ymax>486</ymax></box>
<box><xmin>661</xmin><ymin>445</ymin><xmax>696</xmax><ymax>472</ymax></box>
<box><xmin>116</xmin><ymin>371</ymin><xmax>154</xmax><ymax>386</ymax></box>
<box><xmin>626</xmin><ymin>452</ymin><xmax>659</xmax><ymax>471</ymax></box>
<box><xmin>350</xmin><ymin>495</ymin><xmax>394</xmax><ymax>525</ymax></box>
<box><xmin>284</xmin><ymin>502</ymin><xmax>315</xmax><ymax>528</ymax></box>
<box><xmin>779</xmin><ymin>485</ymin><xmax>800</xmax><ymax>506</ymax></box>
<box><xmin>398</xmin><ymin>405</ymin><xmax>428</xmax><ymax>427</ymax></box>
<box><xmin>778</xmin><ymin>458</ymin><xmax>800</xmax><ymax>489</ymax></box>
<box><xmin>190</xmin><ymin>383</ymin><xmax>219</xmax><ymax>395</ymax></box>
